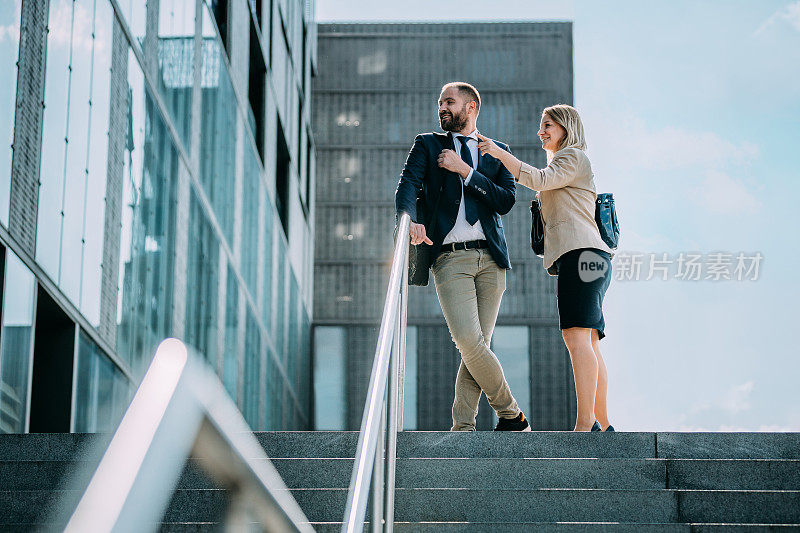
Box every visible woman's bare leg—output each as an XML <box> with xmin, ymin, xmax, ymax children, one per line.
<box><xmin>562</xmin><ymin>327</ymin><xmax>597</xmax><ymax>431</ymax></box>
<box><xmin>591</xmin><ymin>329</ymin><xmax>611</xmax><ymax>429</ymax></box>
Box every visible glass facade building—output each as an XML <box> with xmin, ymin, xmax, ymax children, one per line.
<box><xmin>0</xmin><ymin>0</ymin><xmax>316</xmax><ymax>433</ymax></box>
<box><xmin>313</xmin><ymin>23</ymin><xmax>577</xmax><ymax>431</ymax></box>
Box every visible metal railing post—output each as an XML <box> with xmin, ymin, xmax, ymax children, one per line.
<box><xmin>384</xmin><ymin>282</ymin><xmax>402</xmax><ymax>532</ymax></box>
<box><xmin>397</xmin><ymin>252</ymin><xmax>409</xmax><ymax>431</ymax></box>
<box><xmin>371</xmin><ymin>400</ymin><xmax>386</xmax><ymax>532</ymax></box>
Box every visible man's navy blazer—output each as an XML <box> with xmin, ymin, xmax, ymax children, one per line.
<box><xmin>395</xmin><ymin>131</ymin><xmax>516</xmax><ymax>269</ymax></box>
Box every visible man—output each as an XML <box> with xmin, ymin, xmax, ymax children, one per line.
<box><xmin>395</xmin><ymin>82</ymin><xmax>531</xmax><ymax>431</ymax></box>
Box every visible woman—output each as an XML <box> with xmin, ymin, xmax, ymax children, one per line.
<box><xmin>476</xmin><ymin>104</ymin><xmax>615</xmax><ymax>432</ymax></box>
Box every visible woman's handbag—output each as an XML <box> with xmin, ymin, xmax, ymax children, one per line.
<box><xmin>530</xmin><ymin>198</ymin><xmax>545</xmax><ymax>258</ymax></box>
<box><xmin>595</xmin><ymin>193</ymin><xmax>620</xmax><ymax>250</ymax></box>
<box><xmin>408</xmin><ymin>185</ymin><xmax>445</xmax><ymax>286</ymax></box>
<box><xmin>530</xmin><ymin>192</ymin><xmax>620</xmax><ymax>258</ymax></box>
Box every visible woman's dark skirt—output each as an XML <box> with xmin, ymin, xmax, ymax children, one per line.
<box><xmin>555</xmin><ymin>248</ymin><xmax>612</xmax><ymax>339</ymax></box>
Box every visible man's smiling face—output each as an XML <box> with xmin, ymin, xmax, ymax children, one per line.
<box><xmin>438</xmin><ymin>87</ymin><xmax>470</xmax><ymax>132</ymax></box>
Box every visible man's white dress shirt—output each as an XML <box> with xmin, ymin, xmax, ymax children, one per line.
<box><xmin>442</xmin><ymin>129</ymin><xmax>486</xmax><ymax>244</ymax></box>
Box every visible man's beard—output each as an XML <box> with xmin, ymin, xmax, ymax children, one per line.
<box><xmin>439</xmin><ymin>105</ymin><xmax>468</xmax><ymax>132</ymax></box>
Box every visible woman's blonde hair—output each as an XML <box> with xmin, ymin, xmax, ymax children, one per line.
<box><xmin>542</xmin><ymin>104</ymin><xmax>587</xmax><ymax>153</ymax></box>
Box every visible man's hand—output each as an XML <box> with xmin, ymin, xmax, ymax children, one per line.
<box><xmin>437</xmin><ymin>149</ymin><xmax>471</xmax><ymax>179</ymax></box>
<box><xmin>409</xmin><ymin>222</ymin><xmax>433</xmax><ymax>245</ymax></box>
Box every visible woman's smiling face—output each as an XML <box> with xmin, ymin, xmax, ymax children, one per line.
<box><xmin>538</xmin><ymin>113</ymin><xmax>566</xmax><ymax>152</ymax></box>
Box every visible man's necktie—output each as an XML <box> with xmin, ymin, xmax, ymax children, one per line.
<box><xmin>459</xmin><ymin>136</ymin><xmax>480</xmax><ymax>225</ymax></box>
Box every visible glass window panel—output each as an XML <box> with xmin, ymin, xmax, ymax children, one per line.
<box><xmin>287</xmin><ymin>273</ymin><xmax>298</xmax><ymax>382</ymax></box>
<box><xmin>74</xmin><ymin>330</ymin><xmax>131</xmax><ymax>433</ymax></box>
<box><xmin>242</xmin><ymin>310</ymin><xmax>261</xmax><ymax>428</ymax></box>
<box><xmin>274</xmin><ymin>244</ymin><xmax>286</xmax><ymax>356</ymax></box>
<box><xmin>403</xmin><ymin>326</ymin><xmax>417</xmax><ymax>430</ymax></box>
<box><xmin>37</xmin><ymin>0</ymin><xmax>74</xmax><ymax>279</ymax></box>
<box><xmin>222</xmin><ymin>265</ymin><xmax>239</xmax><ymax>400</ymax></box>
<box><xmin>157</xmin><ymin>0</ymin><xmax>196</xmax><ymax>150</ymax></box>
<box><xmin>37</xmin><ymin>0</ymin><xmax>111</xmax><ymax>321</ymax></box>
<box><xmin>0</xmin><ymin>0</ymin><xmax>21</xmax><ymax>226</ymax></box>
<box><xmin>80</xmin><ymin>0</ymin><xmax>114</xmax><ymax>326</ymax></box>
<box><xmin>492</xmin><ymin>326</ymin><xmax>530</xmax><ymax>420</ymax></box>
<box><xmin>269</xmin><ymin>361</ymin><xmax>283</xmax><ymax>429</ymax></box>
<box><xmin>313</xmin><ymin>326</ymin><xmax>345</xmax><ymax>430</ymax></box>
<box><xmin>114</xmin><ymin>0</ymin><xmax>146</xmax><ymax>38</ymax></box>
<box><xmin>0</xmin><ymin>251</ymin><xmax>36</xmax><ymax>433</ymax></box>
<box><xmin>264</xmin><ymin>350</ymin><xmax>275</xmax><ymax>429</ymax></box>
<box><xmin>241</xmin><ymin>143</ymin><xmax>261</xmax><ymax>296</ymax></box>
<box><xmin>199</xmin><ymin>5</ymin><xmax>236</xmax><ymax>245</ymax></box>
<box><xmin>116</xmin><ymin>48</ymin><xmax>178</xmax><ymax>374</ymax></box>
<box><xmin>57</xmin><ymin>0</ymin><xmax>98</xmax><ymax>304</ymax></box>
<box><xmin>184</xmin><ymin>191</ymin><xmax>219</xmax><ymax>366</ymax></box>
<box><xmin>261</xmin><ymin>198</ymin><xmax>273</xmax><ymax>331</ymax></box>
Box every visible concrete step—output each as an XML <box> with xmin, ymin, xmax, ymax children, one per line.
<box><xmin>4</xmin><ymin>457</ymin><xmax>800</xmax><ymax>492</ymax></box>
<box><xmin>254</xmin><ymin>431</ymin><xmax>658</xmax><ymax>459</ymax></box>
<box><xmin>158</xmin><ymin>523</ymin><xmax>800</xmax><ymax>532</ymax></box>
<box><xmin>4</xmin><ymin>488</ymin><xmax>800</xmax><ymax>526</ymax></box>
<box><xmin>2</xmin><ymin>522</ymin><xmax>796</xmax><ymax>532</ymax></box>
<box><xmin>309</xmin><ymin>524</ymin><xmax>800</xmax><ymax>533</ymax></box>
<box><xmin>253</xmin><ymin>432</ymin><xmax>800</xmax><ymax>460</ymax></box>
<box><xmin>655</xmin><ymin>434</ymin><xmax>800</xmax><ymax>460</ymax></box>
<box><xmin>2</xmin><ymin>432</ymin><xmax>799</xmax><ymax>461</ymax></box>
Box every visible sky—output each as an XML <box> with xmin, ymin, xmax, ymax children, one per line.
<box><xmin>316</xmin><ymin>0</ymin><xmax>800</xmax><ymax>431</ymax></box>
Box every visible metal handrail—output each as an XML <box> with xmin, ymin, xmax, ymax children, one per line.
<box><xmin>63</xmin><ymin>338</ymin><xmax>315</xmax><ymax>532</ymax></box>
<box><xmin>341</xmin><ymin>213</ymin><xmax>411</xmax><ymax>533</ymax></box>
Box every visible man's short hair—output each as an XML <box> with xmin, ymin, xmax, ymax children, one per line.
<box><xmin>441</xmin><ymin>82</ymin><xmax>481</xmax><ymax>113</ymax></box>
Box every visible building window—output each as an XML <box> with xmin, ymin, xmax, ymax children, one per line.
<box><xmin>313</xmin><ymin>326</ymin><xmax>345</xmax><ymax>430</ymax></box>
<box><xmin>222</xmin><ymin>265</ymin><xmax>240</xmax><ymax>401</ymax></box>
<box><xmin>304</xmin><ymin>134</ymin><xmax>313</xmax><ymax>215</ymax></box>
<box><xmin>403</xmin><ymin>326</ymin><xmax>418</xmax><ymax>430</ymax></box>
<box><xmin>74</xmin><ymin>330</ymin><xmax>131</xmax><ymax>433</ymax></box>
<box><xmin>491</xmin><ymin>326</ymin><xmax>530</xmax><ymax>421</ymax></box>
<box><xmin>0</xmin><ymin>248</ymin><xmax>35</xmax><ymax>434</ymax></box>
<box><xmin>248</xmin><ymin>16</ymin><xmax>266</xmax><ymax>162</ymax></box>
<box><xmin>210</xmin><ymin>0</ymin><xmax>230</xmax><ymax>58</ymax></box>
<box><xmin>275</xmin><ymin>120</ymin><xmax>290</xmax><ymax>237</ymax></box>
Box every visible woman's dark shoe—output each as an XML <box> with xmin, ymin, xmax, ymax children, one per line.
<box><xmin>494</xmin><ymin>412</ymin><xmax>532</xmax><ymax>432</ymax></box>
<box><xmin>591</xmin><ymin>420</ymin><xmax>602</xmax><ymax>432</ymax></box>
<box><xmin>604</xmin><ymin>425</ymin><xmax>615</xmax><ymax>432</ymax></box>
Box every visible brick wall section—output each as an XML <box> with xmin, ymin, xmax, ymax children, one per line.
<box><xmin>98</xmin><ymin>17</ymin><xmax>130</xmax><ymax>346</ymax></box>
<box><xmin>9</xmin><ymin>0</ymin><xmax>50</xmax><ymax>255</ymax></box>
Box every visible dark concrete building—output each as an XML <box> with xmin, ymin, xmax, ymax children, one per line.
<box><xmin>0</xmin><ymin>0</ymin><xmax>316</xmax><ymax>433</ymax></box>
<box><xmin>312</xmin><ymin>22</ymin><xmax>577</xmax><ymax>431</ymax></box>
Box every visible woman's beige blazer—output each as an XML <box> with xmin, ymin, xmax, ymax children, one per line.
<box><xmin>517</xmin><ymin>147</ymin><xmax>613</xmax><ymax>275</ymax></box>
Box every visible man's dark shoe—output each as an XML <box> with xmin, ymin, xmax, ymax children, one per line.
<box><xmin>494</xmin><ymin>412</ymin><xmax>532</xmax><ymax>432</ymax></box>
<box><xmin>591</xmin><ymin>420</ymin><xmax>602</xmax><ymax>432</ymax></box>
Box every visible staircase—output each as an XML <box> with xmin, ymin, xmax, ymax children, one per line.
<box><xmin>1</xmin><ymin>431</ymin><xmax>799</xmax><ymax>531</ymax></box>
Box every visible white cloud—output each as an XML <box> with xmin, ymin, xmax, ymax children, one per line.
<box><xmin>587</xmin><ymin>111</ymin><xmax>759</xmax><ymax>174</ymax></box>
<box><xmin>680</xmin><ymin>381</ymin><xmax>756</xmax><ymax>427</ymax></box>
<box><xmin>755</xmin><ymin>1</ymin><xmax>800</xmax><ymax>35</ymax></box>
<box><xmin>719</xmin><ymin>380</ymin><xmax>755</xmax><ymax>414</ymax></box>
<box><xmin>690</xmin><ymin>170</ymin><xmax>763</xmax><ymax>216</ymax></box>
<box><xmin>0</xmin><ymin>1</ymin><xmax>22</xmax><ymax>43</ymax></box>
<box><xmin>584</xmin><ymin>108</ymin><xmax>763</xmax><ymax>218</ymax></box>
